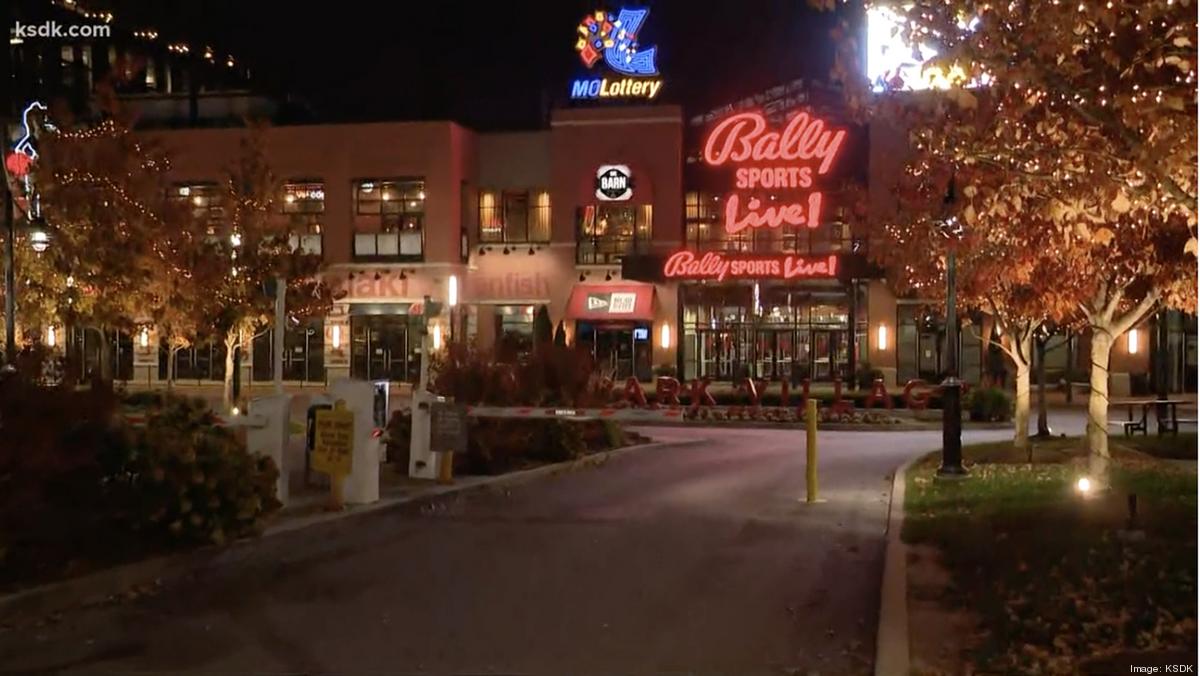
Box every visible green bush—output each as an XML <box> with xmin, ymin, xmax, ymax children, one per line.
<box><xmin>966</xmin><ymin>387</ymin><xmax>1013</xmax><ymax>422</ymax></box>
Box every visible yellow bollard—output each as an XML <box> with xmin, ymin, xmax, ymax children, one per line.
<box><xmin>437</xmin><ymin>451</ymin><xmax>455</xmax><ymax>485</ymax></box>
<box><xmin>806</xmin><ymin>398</ymin><xmax>818</xmax><ymax>503</ymax></box>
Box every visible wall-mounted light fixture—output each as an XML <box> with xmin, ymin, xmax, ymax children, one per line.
<box><xmin>659</xmin><ymin>323</ymin><xmax>671</xmax><ymax>350</ymax></box>
<box><xmin>46</xmin><ymin>325</ymin><xmax>56</xmax><ymax>347</ymax></box>
<box><xmin>448</xmin><ymin>275</ymin><xmax>458</xmax><ymax>307</ymax></box>
<box><xmin>140</xmin><ymin>327</ymin><xmax>149</xmax><ymax>348</ymax></box>
<box><xmin>877</xmin><ymin>323</ymin><xmax>889</xmax><ymax>351</ymax></box>
<box><xmin>332</xmin><ymin>325</ymin><xmax>342</xmax><ymax>350</ymax></box>
<box><xmin>1127</xmin><ymin>328</ymin><xmax>1139</xmax><ymax>354</ymax></box>
<box><xmin>432</xmin><ymin>324</ymin><xmax>443</xmax><ymax>350</ymax></box>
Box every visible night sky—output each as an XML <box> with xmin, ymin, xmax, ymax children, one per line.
<box><xmin>102</xmin><ymin>0</ymin><xmax>859</xmax><ymax>130</ymax></box>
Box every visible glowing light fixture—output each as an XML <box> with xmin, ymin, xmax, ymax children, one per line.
<box><xmin>46</xmin><ymin>325</ymin><xmax>56</xmax><ymax>347</ymax></box>
<box><xmin>659</xmin><ymin>323</ymin><xmax>671</xmax><ymax>350</ymax></box>
<box><xmin>332</xmin><ymin>325</ymin><xmax>342</xmax><ymax>349</ymax></box>
<box><xmin>432</xmin><ymin>324</ymin><xmax>443</xmax><ymax>350</ymax></box>
<box><xmin>30</xmin><ymin>230</ymin><xmax>49</xmax><ymax>252</ymax></box>
<box><xmin>1127</xmin><ymin>329</ymin><xmax>1139</xmax><ymax>354</ymax></box>
<box><xmin>448</xmin><ymin>275</ymin><xmax>458</xmax><ymax>307</ymax></box>
<box><xmin>877</xmin><ymin>323</ymin><xmax>889</xmax><ymax>351</ymax></box>
<box><xmin>1076</xmin><ymin>477</ymin><xmax>1092</xmax><ymax>494</ymax></box>
<box><xmin>139</xmin><ymin>327</ymin><xmax>149</xmax><ymax>348</ymax></box>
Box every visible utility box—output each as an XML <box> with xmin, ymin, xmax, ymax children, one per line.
<box><xmin>246</xmin><ymin>394</ymin><xmax>292</xmax><ymax>506</ymax></box>
<box><xmin>329</xmin><ymin>379</ymin><xmax>382</xmax><ymax>504</ymax></box>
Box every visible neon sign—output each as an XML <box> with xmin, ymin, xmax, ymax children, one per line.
<box><xmin>663</xmin><ymin>251</ymin><xmax>839</xmax><ymax>282</ymax></box>
<box><xmin>702</xmin><ymin>110</ymin><xmax>847</xmax><ymax>235</ymax></box>
<box><xmin>571</xmin><ymin>8</ymin><xmax>664</xmax><ymax>101</ymax></box>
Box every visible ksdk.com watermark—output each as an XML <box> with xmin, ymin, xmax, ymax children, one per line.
<box><xmin>11</xmin><ymin>20</ymin><xmax>112</xmax><ymax>40</ymax></box>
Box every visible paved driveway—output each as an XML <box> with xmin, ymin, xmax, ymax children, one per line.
<box><xmin>0</xmin><ymin>413</ymin><xmax>1086</xmax><ymax>675</ymax></box>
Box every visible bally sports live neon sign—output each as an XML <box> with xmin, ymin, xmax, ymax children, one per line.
<box><xmin>571</xmin><ymin>8</ymin><xmax>664</xmax><ymax>101</ymax></box>
<box><xmin>660</xmin><ymin>109</ymin><xmax>849</xmax><ymax>282</ymax></box>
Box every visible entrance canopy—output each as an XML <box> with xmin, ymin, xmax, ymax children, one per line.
<box><xmin>565</xmin><ymin>284</ymin><xmax>655</xmax><ymax>321</ymax></box>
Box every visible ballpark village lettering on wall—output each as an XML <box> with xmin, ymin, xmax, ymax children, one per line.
<box><xmin>662</xmin><ymin>251</ymin><xmax>839</xmax><ymax>282</ymax></box>
<box><xmin>703</xmin><ymin>111</ymin><xmax>848</xmax><ymax>235</ymax></box>
<box><xmin>571</xmin><ymin>8</ymin><xmax>664</xmax><ymax>101</ymax></box>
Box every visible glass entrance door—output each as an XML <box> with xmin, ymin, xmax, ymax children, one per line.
<box><xmin>351</xmin><ymin>315</ymin><xmax>412</xmax><ymax>382</ymax></box>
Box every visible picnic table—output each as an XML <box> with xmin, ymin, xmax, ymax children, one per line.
<box><xmin>1109</xmin><ymin>397</ymin><xmax>1195</xmax><ymax>436</ymax></box>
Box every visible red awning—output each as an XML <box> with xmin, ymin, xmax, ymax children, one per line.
<box><xmin>564</xmin><ymin>283</ymin><xmax>655</xmax><ymax>321</ymax></box>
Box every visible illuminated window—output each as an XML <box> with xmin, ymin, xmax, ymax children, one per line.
<box><xmin>478</xmin><ymin>189</ymin><xmax>550</xmax><ymax>243</ymax></box>
<box><xmin>171</xmin><ymin>182</ymin><xmax>225</xmax><ymax>233</ymax></box>
<box><xmin>685</xmin><ymin>191</ymin><xmax>851</xmax><ymax>255</ymax></box>
<box><xmin>576</xmin><ymin>204</ymin><xmax>652</xmax><ymax>265</ymax></box>
<box><xmin>354</xmin><ymin>179</ymin><xmax>424</xmax><ymax>260</ymax></box>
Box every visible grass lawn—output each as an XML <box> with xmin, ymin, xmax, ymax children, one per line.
<box><xmin>905</xmin><ymin>435</ymin><xmax>1197</xmax><ymax>674</ymax></box>
<box><xmin>1118</xmin><ymin>432</ymin><xmax>1198</xmax><ymax>460</ymax></box>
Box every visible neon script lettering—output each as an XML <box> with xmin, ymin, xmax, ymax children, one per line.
<box><xmin>703</xmin><ymin>111</ymin><xmax>847</xmax><ymax>174</ymax></box>
<box><xmin>724</xmin><ymin>193</ymin><xmax>823</xmax><ymax>234</ymax></box>
<box><xmin>663</xmin><ymin>251</ymin><xmax>839</xmax><ymax>282</ymax></box>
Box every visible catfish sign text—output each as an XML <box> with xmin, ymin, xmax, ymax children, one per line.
<box><xmin>703</xmin><ymin>111</ymin><xmax>847</xmax><ymax>235</ymax></box>
<box><xmin>663</xmin><ymin>251</ymin><xmax>838</xmax><ymax>282</ymax></box>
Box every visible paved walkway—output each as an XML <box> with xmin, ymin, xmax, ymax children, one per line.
<box><xmin>0</xmin><ymin>412</ymin><xmax>1092</xmax><ymax>675</ymax></box>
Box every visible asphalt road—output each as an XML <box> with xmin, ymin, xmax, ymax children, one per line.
<box><xmin>0</xmin><ymin>413</ymin><xmax>1087</xmax><ymax>676</ymax></box>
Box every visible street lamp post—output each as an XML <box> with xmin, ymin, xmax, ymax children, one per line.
<box><xmin>937</xmin><ymin>178</ymin><xmax>966</xmax><ymax>476</ymax></box>
<box><xmin>3</xmin><ymin>188</ymin><xmax>15</xmax><ymax>367</ymax></box>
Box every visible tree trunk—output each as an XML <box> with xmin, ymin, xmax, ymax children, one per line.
<box><xmin>166</xmin><ymin>344</ymin><xmax>177</xmax><ymax>390</ymax></box>
<box><xmin>223</xmin><ymin>333</ymin><xmax>238</xmax><ymax>412</ymax></box>
<box><xmin>1035</xmin><ymin>336</ymin><xmax>1050</xmax><ymax>436</ymax></box>
<box><xmin>1086</xmin><ymin>330</ymin><xmax>1114</xmax><ymax>478</ymax></box>
<box><xmin>1002</xmin><ymin>328</ymin><xmax>1033</xmax><ymax>450</ymax></box>
<box><xmin>97</xmin><ymin>326</ymin><xmax>113</xmax><ymax>383</ymax></box>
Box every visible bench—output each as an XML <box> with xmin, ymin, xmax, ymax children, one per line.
<box><xmin>1108</xmin><ymin>419</ymin><xmax>1147</xmax><ymax>436</ymax></box>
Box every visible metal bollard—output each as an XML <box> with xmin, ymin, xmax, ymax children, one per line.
<box><xmin>806</xmin><ymin>398</ymin><xmax>818</xmax><ymax>503</ymax></box>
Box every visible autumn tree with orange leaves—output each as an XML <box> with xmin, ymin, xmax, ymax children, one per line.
<box><xmin>823</xmin><ymin>0</ymin><xmax>1197</xmax><ymax>472</ymax></box>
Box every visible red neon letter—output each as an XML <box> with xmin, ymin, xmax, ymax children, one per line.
<box><xmin>655</xmin><ymin>376</ymin><xmax>681</xmax><ymax>406</ymax></box>
<box><xmin>903</xmin><ymin>379</ymin><xmax>931</xmax><ymax>410</ymax></box>
<box><xmin>864</xmin><ymin>378</ymin><xmax>893</xmax><ymax>410</ymax></box>
<box><xmin>623</xmin><ymin>377</ymin><xmax>647</xmax><ymax>407</ymax></box>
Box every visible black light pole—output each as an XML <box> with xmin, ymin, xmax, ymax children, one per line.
<box><xmin>3</xmin><ymin>184</ymin><xmax>14</xmax><ymax>367</ymax></box>
<box><xmin>937</xmin><ymin>178</ymin><xmax>966</xmax><ymax>476</ymax></box>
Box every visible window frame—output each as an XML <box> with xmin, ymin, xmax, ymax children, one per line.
<box><xmin>477</xmin><ymin>188</ymin><xmax>551</xmax><ymax>244</ymax></box>
<box><xmin>353</xmin><ymin>178</ymin><xmax>426</xmax><ymax>261</ymax></box>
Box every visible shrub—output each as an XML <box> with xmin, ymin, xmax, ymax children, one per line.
<box><xmin>967</xmin><ymin>387</ymin><xmax>1013</xmax><ymax>422</ymax></box>
<box><xmin>118</xmin><ymin>395</ymin><xmax>282</xmax><ymax>546</ymax></box>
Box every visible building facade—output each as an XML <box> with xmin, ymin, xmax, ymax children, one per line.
<box><xmin>53</xmin><ymin>98</ymin><xmax>1189</xmax><ymax>395</ymax></box>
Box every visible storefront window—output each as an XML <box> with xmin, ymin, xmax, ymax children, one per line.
<box><xmin>681</xmin><ymin>283</ymin><xmax>852</xmax><ymax>382</ymax></box>
<box><xmin>354</xmin><ymin>179</ymin><xmax>425</xmax><ymax>260</ymax></box>
<box><xmin>576</xmin><ymin>204</ymin><xmax>652</xmax><ymax>264</ymax></box>
<box><xmin>251</xmin><ymin>318</ymin><xmax>325</xmax><ymax>383</ymax></box>
<box><xmin>896</xmin><ymin>305</ymin><xmax>982</xmax><ymax>384</ymax></box>
<box><xmin>479</xmin><ymin>189</ymin><xmax>550</xmax><ymax>243</ymax></box>
<box><xmin>495</xmin><ymin>305</ymin><xmax>535</xmax><ymax>354</ymax></box>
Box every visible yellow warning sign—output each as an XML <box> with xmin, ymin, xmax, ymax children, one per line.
<box><xmin>312</xmin><ymin>400</ymin><xmax>354</xmax><ymax>476</ymax></box>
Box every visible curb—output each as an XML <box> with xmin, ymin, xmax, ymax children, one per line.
<box><xmin>0</xmin><ymin>438</ymin><xmax>701</xmax><ymax>622</ymax></box>
<box><xmin>628</xmin><ymin>419</ymin><xmax>1011</xmax><ymax>432</ymax></box>
<box><xmin>875</xmin><ymin>453</ymin><xmax>924</xmax><ymax>676</ymax></box>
